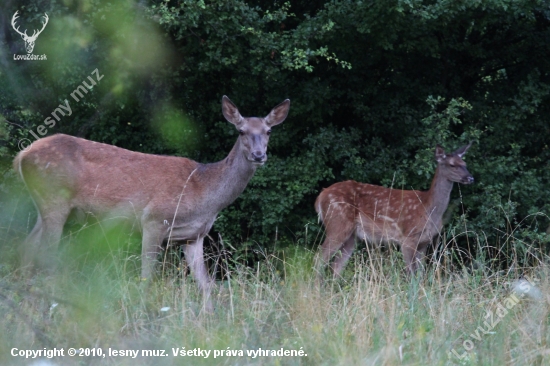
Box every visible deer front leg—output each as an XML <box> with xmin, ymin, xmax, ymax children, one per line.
<box><xmin>183</xmin><ymin>236</ymin><xmax>215</xmax><ymax>312</ymax></box>
<box><xmin>414</xmin><ymin>241</ymin><xmax>429</xmax><ymax>271</ymax></box>
<box><xmin>401</xmin><ymin>238</ymin><xmax>427</xmax><ymax>275</ymax></box>
<box><xmin>140</xmin><ymin>223</ymin><xmax>165</xmax><ymax>282</ymax></box>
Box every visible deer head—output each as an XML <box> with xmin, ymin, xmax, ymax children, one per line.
<box><xmin>11</xmin><ymin>11</ymin><xmax>49</xmax><ymax>54</ymax></box>
<box><xmin>222</xmin><ymin>96</ymin><xmax>289</xmax><ymax>165</ymax></box>
<box><xmin>435</xmin><ymin>143</ymin><xmax>474</xmax><ymax>184</ymax></box>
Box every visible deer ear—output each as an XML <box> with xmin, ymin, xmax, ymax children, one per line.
<box><xmin>222</xmin><ymin>96</ymin><xmax>243</xmax><ymax>127</ymax></box>
<box><xmin>265</xmin><ymin>99</ymin><xmax>290</xmax><ymax>127</ymax></box>
<box><xmin>454</xmin><ymin>142</ymin><xmax>472</xmax><ymax>158</ymax></box>
<box><xmin>435</xmin><ymin>144</ymin><xmax>446</xmax><ymax>162</ymax></box>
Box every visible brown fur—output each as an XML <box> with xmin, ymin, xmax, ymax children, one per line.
<box><xmin>315</xmin><ymin>144</ymin><xmax>473</xmax><ymax>277</ymax></box>
<box><xmin>15</xmin><ymin>96</ymin><xmax>290</xmax><ymax>311</ymax></box>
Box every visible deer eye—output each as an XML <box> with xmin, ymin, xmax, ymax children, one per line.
<box><xmin>267</xmin><ymin>129</ymin><xmax>272</xmax><ymax>136</ymax></box>
<box><xmin>239</xmin><ymin>129</ymin><xmax>245</xmax><ymax>136</ymax></box>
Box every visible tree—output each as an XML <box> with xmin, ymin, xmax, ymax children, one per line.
<box><xmin>1</xmin><ymin>0</ymin><xmax>550</xmax><ymax>267</ymax></box>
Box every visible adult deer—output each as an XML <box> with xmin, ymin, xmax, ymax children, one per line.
<box><xmin>14</xmin><ymin>96</ymin><xmax>290</xmax><ymax>310</ymax></box>
<box><xmin>315</xmin><ymin>143</ymin><xmax>473</xmax><ymax>278</ymax></box>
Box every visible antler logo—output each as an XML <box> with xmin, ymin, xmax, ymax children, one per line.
<box><xmin>11</xmin><ymin>11</ymin><xmax>49</xmax><ymax>54</ymax></box>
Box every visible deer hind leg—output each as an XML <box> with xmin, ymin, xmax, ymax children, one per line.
<box><xmin>317</xmin><ymin>215</ymin><xmax>356</xmax><ymax>280</ymax></box>
<box><xmin>21</xmin><ymin>203</ymin><xmax>71</xmax><ymax>272</ymax></box>
<box><xmin>329</xmin><ymin>234</ymin><xmax>356</xmax><ymax>278</ymax></box>
<box><xmin>183</xmin><ymin>236</ymin><xmax>215</xmax><ymax>312</ymax></box>
<box><xmin>20</xmin><ymin>212</ymin><xmax>43</xmax><ymax>270</ymax></box>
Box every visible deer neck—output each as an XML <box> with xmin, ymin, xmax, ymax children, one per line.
<box><xmin>425</xmin><ymin>166</ymin><xmax>455</xmax><ymax>222</ymax></box>
<box><xmin>196</xmin><ymin>139</ymin><xmax>257</xmax><ymax>211</ymax></box>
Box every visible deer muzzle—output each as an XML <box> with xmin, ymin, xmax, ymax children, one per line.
<box><xmin>251</xmin><ymin>151</ymin><xmax>266</xmax><ymax>164</ymax></box>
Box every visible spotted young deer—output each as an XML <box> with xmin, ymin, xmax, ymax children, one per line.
<box><xmin>315</xmin><ymin>144</ymin><xmax>473</xmax><ymax>278</ymax></box>
<box><xmin>14</xmin><ymin>96</ymin><xmax>290</xmax><ymax>310</ymax></box>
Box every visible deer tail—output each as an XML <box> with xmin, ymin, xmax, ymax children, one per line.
<box><xmin>13</xmin><ymin>151</ymin><xmax>25</xmax><ymax>182</ymax></box>
<box><xmin>314</xmin><ymin>192</ymin><xmax>325</xmax><ymax>224</ymax></box>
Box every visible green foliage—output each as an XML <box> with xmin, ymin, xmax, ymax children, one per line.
<box><xmin>1</xmin><ymin>0</ymin><xmax>550</xmax><ymax>266</ymax></box>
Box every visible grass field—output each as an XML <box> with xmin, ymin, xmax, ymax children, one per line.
<box><xmin>0</xmin><ymin>196</ymin><xmax>549</xmax><ymax>366</ymax></box>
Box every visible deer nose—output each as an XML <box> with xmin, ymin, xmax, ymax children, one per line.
<box><xmin>252</xmin><ymin>151</ymin><xmax>265</xmax><ymax>162</ymax></box>
<box><xmin>465</xmin><ymin>176</ymin><xmax>474</xmax><ymax>184</ymax></box>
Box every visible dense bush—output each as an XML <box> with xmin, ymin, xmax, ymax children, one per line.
<box><xmin>1</xmin><ymin>0</ymin><xmax>550</xmax><ymax>267</ymax></box>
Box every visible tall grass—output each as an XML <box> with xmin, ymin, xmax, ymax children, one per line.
<box><xmin>0</xmin><ymin>195</ymin><xmax>549</xmax><ymax>365</ymax></box>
